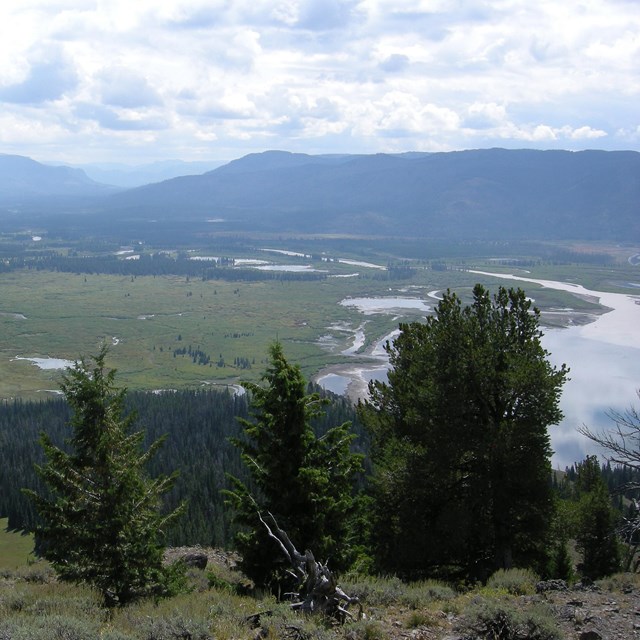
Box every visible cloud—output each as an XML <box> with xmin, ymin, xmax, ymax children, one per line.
<box><xmin>0</xmin><ymin>50</ymin><xmax>78</xmax><ymax>104</ymax></box>
<box><xmin>74</xmin><ymin>103</ymin><xmax>168</xmax><ymax>131</ymax></box>
<box><xmin>378</xmin><ymin>54</ymin><xmax>410</xmax><ymax>73</ymax></box>
<box><xmin>463</xmin><ymin>102</ymin><xmax>508</xmax><ymax>130</ymax></box>
<box><xmin>566</xmin><ymin>126</ymin><xmax>608</xmax><ymax>140</ymax></box>
<box><xmin>295</xmin><ymin>0</ymin><xmax>360</xmax><ymax>30</ymax></box>
<box><xmin>0</xmin><ymin>0</ymin><xmax>638</xmax><ymax>162</ymax></box>
<box><xmin>98</xmin><ymin>68</ymin><xmax>162</xmax><ymax>109</ymax></box>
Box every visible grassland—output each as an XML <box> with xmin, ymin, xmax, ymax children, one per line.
<box><xmin>0</xmin><ymin>518</ymin><xmax>34</xmax><ymax>568</ymax></box>
<box><xmin>2</xmin><ymin>551</ymin><xmax>639</xmax><ymax>639</ymax></box>
<box><xmin>0</xmin><ymin>238</ymin><xmax>637</xmax><ymax>400</ymax></box>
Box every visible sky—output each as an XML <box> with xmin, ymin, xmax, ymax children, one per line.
<box><xmin>0</xmin><ymin>0</ymin><xmax>638</xmax><ymax>165</ymax></box>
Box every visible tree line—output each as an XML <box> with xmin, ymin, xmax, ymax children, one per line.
<box><xmin>0</xmin><ymin>382</ymin><xmax>364</xmax><ymax>548</ymax></box>
<box><xmin>2</xmin><ymin>283</ymin><xmax>636</xmax><ymax>608</ymax></box>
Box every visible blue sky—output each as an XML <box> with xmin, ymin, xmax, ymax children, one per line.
<box><xmin>0</xmin><ymin>0</ymin><xmax>638</xmax><ymax>164</ymax></box>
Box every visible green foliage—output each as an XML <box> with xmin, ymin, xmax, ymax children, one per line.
<box><xmin>225</xmin><ymin>342</ymin><xmax>363</xmax><ymax>590</ymax></box>
<box><xmin>465</xmin><ymin>597</ymin><xmax>563</xmax><ymax>640</ymax></box>
<box><xmin>1</xmin><ymin>386</ymin><xmax>362</xmax><ymax>550</ymax></box>
<box><xmin>485</xmin><ymin>568</ymin><xmax>539</xmax><ymax>596</ymax></box>
<box><xmin>360</xmin><ymin>285</ymin><xmax>568</xmax><ymax>581</ymax></box>
<box><xmin>550</xmin><ymin>533</ymin><xmax>574</xmax><ymax>582</ymax></box>
<box><xmin>574</xmin><ymin>456</ymin><xmax>621</xmax><ymax>579</ymax></box>
<box><xmin>340</xmin><ymin>574</ymin><xmax>456</xmax><ymax>608</ymax></box>
<box><xmin>24</xmin><ymin>346</ymin><xmax>184</xmax><ymax>607</ymax></box>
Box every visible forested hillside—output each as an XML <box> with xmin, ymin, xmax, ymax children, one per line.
<box><xmin>2</xmin><ymin>149</ymin><xmax>639</xmax><ymax>243</ymax></box>
<box><xmin>101</xmin><ymin>148</ymin><xmax>640</xmax><ymax>241</ymax></box>
<box><xmin>0</xmin><ymin>386</ymin><xmax>363</xmax><ymax>548</ymax></box>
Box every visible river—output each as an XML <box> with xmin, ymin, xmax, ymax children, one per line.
<box><xmin>317</xmin><ymin>272</ymin><xmax>640</xmax><ymax>469</ymax></box>
<box><xmin>471</xmin><ymin>270</ymin><xmax>640</xmax><ymax>468</ymax></box>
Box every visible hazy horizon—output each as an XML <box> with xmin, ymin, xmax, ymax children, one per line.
<box><xmin>0</xmin><ymin>1</ymin><xmax>638</xmax><ymax>165</ymax></box>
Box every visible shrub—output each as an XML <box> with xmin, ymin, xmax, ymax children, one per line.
<box><xmin>598</xmin><ymin>571</ymin><xmax>640</xmax><ymax>593</ymax></box>
<box><xmin>339</xmin><ymin>575</ymin><xmax>406</xmax><ymax>606</ymax></box>
<box><xmin>405</xmin><ymin>609</ymin><xmax>442</xmax><ymax>629</ymax></box>
<box><xmin>0</xmin><ymin>614</ymin><xmax>100</xmax><ymax>640</ymax></box>
<box><xmin>464</xmin><ymin>597</ymin><xmax>562</xmax><ymax>640</ymax></box>
<box><xmin>139</xmin><ymin>615</ymin><xmax>212</xmax><ymax>640</ymax></box>
<box><xmin>400</xmin><ymin>580</ymin><xmax>456</xmax><ymax>608</ymax></box>
<box><xmin>486</xmin><ymin>568</ymin><xmax>539</xmax><ymax>596</ymax></box>
<box><xmin>346</xmin><ymin>619</ymin><xmax>386</xmax><ymax>640</ymax></box>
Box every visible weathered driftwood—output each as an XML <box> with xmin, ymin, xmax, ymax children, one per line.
<box><xmin>257</xmin><ymin>510</ymin><xmax>362</xmax><ymax>623</ymax></box>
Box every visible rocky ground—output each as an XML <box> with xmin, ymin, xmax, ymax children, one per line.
<box><xmin>166</xmin><ymin>547</ymin><xmax>640</xmax><ymax>640</ymax></box>
<box><xmin>381</xmin><ymin>582</ymin><xmax>640</xmax><ymax>640</ymax></box>
<box><xmin>541</xmin><ymin>585</ymin><xmax>640</xmax><ymax>640</ymax></box>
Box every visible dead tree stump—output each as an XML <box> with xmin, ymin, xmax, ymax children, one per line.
<box><xmin>257</xmin><ymin>510</ymin><xmax>362</xmax><ymax>623</ymax></box>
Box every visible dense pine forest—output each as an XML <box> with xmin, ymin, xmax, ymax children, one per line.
<box><xmin>0</xmin><ymin>386</ymin><xmax>365</xmax><ymax>548</ymax></box>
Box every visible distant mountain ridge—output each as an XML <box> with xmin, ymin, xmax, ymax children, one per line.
<box><xmin>76</xmin><ymin>159</ymin><xmax>225</xmax><ymax>188</ymax></box>
<box><xmin>1</xmin><ymin>149</ymin><xmax>639</xmax><ymax>242</ymax></box>
<box><xmin>0</xmin><ymin>154</ymin><xmax>119</xmax><ymax>202</ymax></box>
<box><xmin>103</xmin><ymin>148</ymin><xmax>640</xmax><ymax>241</ymax></box>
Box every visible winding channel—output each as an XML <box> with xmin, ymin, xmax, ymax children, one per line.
<box><xmin>317</xmin><ymin>271</ymin><xmax>640</xmax><ymax>468</ymax></box>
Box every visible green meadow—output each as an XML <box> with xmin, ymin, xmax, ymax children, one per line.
<box><xmin>0</xmin><ymin>241</ymin><xmax>633</xmax><ymax>400</ymax></box>
<box><xmin>0</xmin><ymin>266</ymin><xmax>424</xmax><ymax>398</ymax></box>
<box><xmin>0</xmin><ymin>518</ymin><xmax>34</xmax><ymax>568</ymax></box>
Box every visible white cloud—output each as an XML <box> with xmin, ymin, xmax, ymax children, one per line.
<box><xmin>565</xmin><ymin>126</ymin><xmax>607</xmax><ymax>140</ymax></box>
<box><xmin>98</xmin><ymin>68</ymin><xmax>162</xmax><ymax>108</ymax></box>
<box><xmin>0</xmin><ymin>46</ymin><xmax>78</xmax><ymax>104</ymax></box>
<box><xmin>0</xmin><ymin>0</ymin><xmax>637</xmax><ymax>162</ymax></box>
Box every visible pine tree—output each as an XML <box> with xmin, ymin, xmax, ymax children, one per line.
<box><xmin>360</xmin><ymin>285</ymin><xmax>568</xmax><ymax>581</ymax></box>
<box><xmin>225</xmin><ymin>342</ymin><xmax>363</xmax><ymax>590</ymax></box>
<box><xmin>574</xmin><ymin>456</ymin><xmax>621</xmax><ymax>579</ymax></box>
<box><xmin>24</xmin><ymin>346</ymin><xmax>184</xmax><ymax>607</ymax></box>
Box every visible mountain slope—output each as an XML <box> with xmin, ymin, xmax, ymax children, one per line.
<box><xmin>0</xmin><ymin>154</ymin><xmax>119</xmax><ymax>202</ymax></box>
<box><xmin>77</xmin><ymin>159</ymin><xmax>225</xmax><ymax>188</ymax></box>
<box><xmin>102</xmin><ymin>148</ymin><xmax>640</xmax><ymax>241</ymax></box>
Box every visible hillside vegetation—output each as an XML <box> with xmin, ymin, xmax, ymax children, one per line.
<box><xmin>2</xmin><ymin>554</ymin><xmax>640</xmax><ymax>639</ymax></box>
<box><xmin>2</xmin><ymin>149</ymin><xmax>639</xmax><ymax>243</ymax></box>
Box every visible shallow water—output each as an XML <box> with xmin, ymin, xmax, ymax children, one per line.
<box><xmin>254</xmin><ymin>264</ymin><xmax>326</xmax><ymax>272</ymax></box>
<box><xmin>12</xmin><ymin>356</ymin><xmax>74</xmax><ymax>370</ymax></box>
<box><xmin>339</xmin><ymin>296</ymin><xmax>431</xmax><ymax>315</ymax></box>
<box><xmin>320</xmin><ymin>274</ymin><xmax>640</xmax><ymax>468</ymax></box>
<box><xmin>470</xmin><ymin>270</ymin><xmax>640</xmax><ymax>467</ymax></box>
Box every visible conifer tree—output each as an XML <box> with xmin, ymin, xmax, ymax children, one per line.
<box><xmin>225</xmin><ymin>342</ymin><xmax>362</xmax><ymax>590</ymax></box>
<box><xmin>574</xmin><ymin>456</ymin><xmax>621</xmax><ymax>579</ymax></box>
<box><xmin>24</xmin><ymin>346</ymin><xmax>183</xmax><ymax>607</ymax></box>
<box><xmin>360</xmin><ymin>285</ymin><xmax>568</xmax><ymax>581</ymax></box>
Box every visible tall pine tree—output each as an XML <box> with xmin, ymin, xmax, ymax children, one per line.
<box><xmin>574</xmin><ymin>456</ymin><xmax>621</xmax><ymax>579</ymax></box>
<box><xmin>24</xmin><ymin>346</ymin><xmax>184</xmax><ymax>607</ymax></box>
<box><xmin>360</xmin><ymin>285</ymin><xmax>568</xmax><ymax>581</ymax></box>
<box><xmin>225</xmin><ymin>342</ymin><xmax>362</xmax><ymax>590</ymax></box>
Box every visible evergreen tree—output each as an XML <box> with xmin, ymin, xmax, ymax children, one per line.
<box><xmin>574</xmin><ymin>456</ymin><xmax>621</xmax><ymax>579</ymax></box>
<box><xmin>24</xmin><ymin>346</ymin><xmax>184</xmax><ymax>607</ymax></box>
<box><xmin>225</xmin><ymin>342</ymin><xmax>363</xmax><ymax>590</ymax></box>
<box><xmin>360</xmin><ymin>285</ymin><xmax>568</xmax><ymax>581</ymax></box>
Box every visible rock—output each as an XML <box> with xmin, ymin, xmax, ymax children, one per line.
<box><xmin>579</xmin><ymin>630</ymin><xmax>602</xmax><ymax>640</ymax></box>
<box><xmin>180</xmin><ymin>552</ymin><xmax>208</xmax><ymax>570</ymax></box>
<box><xmin>536</xmin><ymin>579</ymin><xmax>569</xmax><ymax>593</ymax></box>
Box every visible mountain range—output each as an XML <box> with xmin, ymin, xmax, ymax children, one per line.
<box><xmin>1</xmin><ymin>149</ymin><xmax>638</xmax><ymax>242</ymax></box>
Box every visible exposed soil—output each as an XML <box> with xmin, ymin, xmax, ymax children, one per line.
<box><xmin>382</xmin><ymin>584</ymin><xmax>640</xmax><ymax>640</ymax></box>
